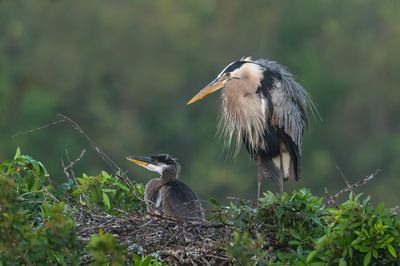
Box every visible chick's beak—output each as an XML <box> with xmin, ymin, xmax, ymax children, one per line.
<box><xmin>126</xmin><ymin>155</ymin><xmax>153</xmax><ymax>168</ymax></box>
<box><xmin>187</xmin><ymin>76</ymin><xmax>228</xmax><ymax>105</ymax></box>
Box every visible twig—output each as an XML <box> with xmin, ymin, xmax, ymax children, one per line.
<box><xmin>334</xmin><ymin>169</ymin><xmax>379</xmax><ymax>199</ymax></box>
<box><xmin>61</xmin><ymin>158</ymin><xmax>69</xmax><ymax>179</ymax></box>
<box><xmin>391</xmin><ymin>206</ymin><xmax>400</xmax><ymax>215</ymax></box>
<box><xmin>323</xmin><ymin>170</ymin><xmax>379</xmax><ymax>207</ymax></box>
<box><xmin>336</xmin><ymin>165</ymin><xmax>355</xmax><ymax>195</ymax></box>
<box><xmin>63</xmin><ymin>149</ymin><xmax>86</xmax><ymax>180</ymax></box>
<box><xmin>18</xmin><ymin>188</ymin><xmax>60</xmax><ymax>203</ymax></box>
<box><xmin>11</xmin><ymin>119</ymin><xmax>66</xmax><ymax>138</ymax></box>
<box><xmin>323</xmin><ymin>187</ymin><xmax>338</xmax><ymax>208</ymax></box>
<box><xmin>56</xmin><ymin>113</ymin><xmax>134</xmax><ymax>187</ymax></box>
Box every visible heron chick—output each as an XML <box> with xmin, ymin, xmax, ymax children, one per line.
<box><xmin>127</xmin><ymin>154</ymin><xmax>204</xmax><ymax>221</ymax></box>
<box><xmin>187</xmin><ymin>57</ymin><xmax>316</xmax><ymax>197</ymax></box>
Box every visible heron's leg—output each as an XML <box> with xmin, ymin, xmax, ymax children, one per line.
<box><xmin>256</xmin><ymin>156</ymin><xmax>263</xmax><ymax>202</ymax></box>
<box><xmin>279</xmin><ymin>147</ymin><xmax>284</xmax><ymax>194</ymax></box>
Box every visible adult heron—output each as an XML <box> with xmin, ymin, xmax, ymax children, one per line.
<box><xmin>126</xmin><ymin>154</ymin><xmax>204</xmax><ymax>221</ymax></box>
<box><xmin>187</xmin><ymin>57</ymin><xmax>316</xmax><ymax>198</ymax></box>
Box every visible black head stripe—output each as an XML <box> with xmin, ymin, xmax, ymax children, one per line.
<box><xmin>219</xmin><ymin>61</ymin><xmax>246</xmax><ymax>75</ymax></box>
<box><xmin>151</xmin><ymin>154</ymin><xmax>178</xmax><ymax>165</ymax></box>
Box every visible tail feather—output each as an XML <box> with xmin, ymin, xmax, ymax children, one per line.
<box><xmin>261</xmin><ymin>157</ymin><xmax>281</xmax><ymax>183</ymax></box>
<box><xmin>261</xmin><ymin>142</ymin><xmax>298</xmax><ymax>183</ymax></box>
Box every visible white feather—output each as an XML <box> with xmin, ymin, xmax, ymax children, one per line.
<box><xmin>281</xmin><ymin>151</ymin><xmax>291</xmax><ymax>178</ymax></box>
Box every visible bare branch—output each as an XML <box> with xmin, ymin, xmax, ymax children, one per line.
<box><xmin>63</xmin><ymin>149</ymin><xmax>86</xmax><ymax>180</ymax></box>
<box><xmin>56</xmin><ymin>113</ymin><xmax>134</xmax><ymax>187</ymax></box>
<box><xmin>12</xmin><ymin>119</ymin><xmax>65</xmax><ymax>138</ymax></box>
<box><xmin>323</xmin><ymin>170</ymin><xmax>379</xmax><ymax>207</ymax></box>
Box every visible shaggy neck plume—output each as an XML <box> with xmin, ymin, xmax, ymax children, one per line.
<box><xmin>219</xmin><ymin>81</ymin><xmax>266</xmax><ymax>155</ymax></box>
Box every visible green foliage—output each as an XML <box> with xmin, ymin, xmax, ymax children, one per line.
<box><xmin>0</xmin><ymin>148</ymin><xmax>55</xmax><ymax>222</ymax></box>
<box><xmin>226</xmin><ymin>231</ymin><xmax>266</xmax><ymax>266</ymax></box>
<box><xmin>258</xmin><ymin>189</ymin><xmax>325</xmax><ymax>248</ymax></box>
<box><xmin>215</xmin><ymin>189</ymin><xmax>400</xmax><ymax>265</ymax></box>
<box><xmin>68</xmin><ymin>170</ymin><xmax>145</xmax><ymax>215</ymax></box>
<box><xmin>87</xmin><ymin>231</ymin><xmax>165</xmax><ymax>266</ymax></box>
<box><xmin>1</xmin><ymin>150</ymin><xmax>399</xmax><ymax>265</ymax></box>
<box><xmin>0</xmin><ymin>149</ymin><xmax>164</xmax><ymax>265</ymax></box>
<box><xmin>87</xmin><ymin>230</ymin><xmax>125</xmax><ymax>266</ymax></box>
<box><xmin>0</xmin><ymin>149</ymin><xmax>80</xmax><ymax>265</ymax></box>
<box><xmin>216</xmin><ymin>189</ymin><xmax>326</xmax><ymax>248</ymax></box>
<box><xmin>131</xmin><ymin>254</ymin><xmax>166</xmax><ymax>266</ymax></box>
<box><xmin>311</xmin><ymin>194</ymin><xmax>400</xmax><ymax>265</ymax></box>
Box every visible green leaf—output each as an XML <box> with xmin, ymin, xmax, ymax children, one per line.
<box><xmin>101</xmin><ymin>170</ymin><xmax>111</xmax><ymax>179</ymax></box>
<box><xmin>372</xmin><ymin>249</ymin><xmax>378</xmax><ymax>259</ymax></box>
<box><xmin>339</xmin><ymin>258</ymin><xmax>347</xmax><ymax>266</ymax></box>
<box><xmin>117</xmin><ymin>182</ymin><xmax>129</xmax><ymax>191</ymax></box>
<box><xmin>288</xmin><ymin>240</ymin><xmax>301</xmax><ymax>246</ymax></box>
<box><xmin>310</xmin><ymin>262</ymin><xmax>326</xmax><ymax>266</ymax></box>
<box><xmin>307</xmin><ymin>250</ymin><xmax>319</xmax><ymax>263</ymax></box>
<box><xmin>14</xmin><ymin>147</ymin><xmax>21</xmax><ymax>159</ymax></box>
<box><xmin>71</xmin><ymin>189</ymin><xmax>81</xmax><ymax>197</ymax></box>
<box><xmin>102</xmin><ymin>192</ymin><xmax>111</xmax><ymax>209</ymax></box>
<box><xmin>141</xmin><ymin>256</ymin><xmax>151</xmax><ymax>266</ymax></box>
<box><xmin>210</xmin><ymin>198</ymin><xmax>220</xmax><ymax>208</ymax></box>
<box><xmin>387</xmin><ymin>244</ymin><xmax>397</xmax><ymax>258</ymax></box>
<box><xmin>102</xmin><ymin>189</ymin><xmax>116</xmax><ymax>193</ymax></box>
<box><xmin>31</xmin><ymin>160</ymin><xmax>40</xmax><ymax>173</ymax></box>
<box><xmin>363</xmin><ymin>251</ymin><xmax>371</xmax><ymax>266</ymax></box>
<box><xmin>134</xmin><ymin>254</ymin><xmax>141</xmax><ymax>266</ymax></box>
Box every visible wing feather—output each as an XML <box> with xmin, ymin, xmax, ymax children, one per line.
<box><xmin>256</xmin><ymin>59</ymin><xmax>311</xmax><ymax>150</ymax></box>
<box><xmin>254</xmin><ymin>59</ymin><xmax>315</xmax><ymax>181</ymax></box>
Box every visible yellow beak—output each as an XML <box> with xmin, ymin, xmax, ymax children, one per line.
<box><xmin>126</xmin><ymin>156</ymin><xmax>150</xmax><ymax>168</ymax></box>
<box><xmin>187</xmin><ymin>77</ymin><xmax>227</xmax><ymax>105</ymax></box>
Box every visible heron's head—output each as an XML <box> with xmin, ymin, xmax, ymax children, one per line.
<box><xmin>126</xmin><ymin>154</ymin><xmax>181</xmax><ymax>178</ymax></box>
<box><xmin>187</xmin><ymin>56</ymin><xmax>264</xmax><ymax>105</ymax></box>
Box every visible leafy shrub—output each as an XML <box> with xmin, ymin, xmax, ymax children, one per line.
<box><xmin>310</xmin><ymin>194</ymin><xmax>400</xmax><ymax>265</ymax></box>
<box><xmin>0</xmin><ymin>178</ymin><xmax>80</xmax><ymax>265</ymax></box>
<box><xmin>131</xmin><ymin>254</ymin><xmax>166</xmax><ymax>266</ymax></box>
<box><xmin>87</xmin><ymin>230</ymin><xmax>165</xmax><ymax>266</ymax></box>
<box><xmin>214</xmin><ymin>189</ymin><xmax>400</xmax><ymax>265</ymax></box>
<box><xmin>1</xmin><ymin>149</ymin><xmax>399</xmax><ymax>265</ymax></box>
<box><xmin>215</xmin><ymin>189</ymin><xmax>326</xmax><ymax>247</ymax></box>
<box><xmin>0</xmin><ymin>148</ymin><xmax>56</xmax><ymax>224</ymax></box>
<box><xmin>87</xmin><ymin>230</ymin><xmax>125</xmax><ymax>266</ymax></box>
<box><xmin>0</xmin><ymin>149</ymin><xmax>159</xmax><ymax>265</ymax></box>
<box><xmin>226</xmin><ymin>231</ymin><xmax>266</xmax><ymax>266</ymax></box>
<box><xmin>0</xmin><ymin>149</ymin><xmax>81</xmax><ymax>265</ymax></box>
<box><xmin>68</xmin><ymin>170</ymin><xmax>145</xmax><ymax>215</ymax></box>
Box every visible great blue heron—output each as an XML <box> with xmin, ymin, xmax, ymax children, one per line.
<box><xmin>187</xmin><ymin>57</ymin><xmax>316</xmax><ymax>198</ymax></box>
<box><xmin>126</xmin><ymin>154</ymin><xmax>204</xmax><ymax>221</ymax></box>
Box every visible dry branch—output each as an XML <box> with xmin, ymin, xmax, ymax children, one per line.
<box><xmin>323</xmin><ymin>169</ymin><xmax>379</xmax><ymax>207</ymax></box>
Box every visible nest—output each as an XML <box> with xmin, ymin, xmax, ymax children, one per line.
<box><xmin>74</xmin><ymin>210</ymin><xmax>232</xmax><ymax>265</ymax></box>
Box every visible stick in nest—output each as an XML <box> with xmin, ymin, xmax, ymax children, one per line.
<box><xmin>323</xmin><ymin>169</ymin><xmax>380</xmax><ymax>207</ymax></box>
<box><xmin>56</xmin><ymin>113</ymin><xmax>133</xmax><ymax>186</ymax></box>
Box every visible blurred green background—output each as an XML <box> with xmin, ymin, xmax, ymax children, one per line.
<box><xmin>1</xmin><ymin>0</ymin><xmax>399</xmax><ymax>206</ymax></box>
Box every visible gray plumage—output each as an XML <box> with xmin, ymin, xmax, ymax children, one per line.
<box><xmin>127</xmin><ymin>154</ymin><xmax>204</xmax><ymax>221</ymax></box>
<box><xmin>188</xmin><ymin>57</ymin><xmax>317</xmax><ymax>197</ymax></box>
<box><xmin>255</xmin><ymin>59</ymin><xmax>315</xmax><ymax>147</ymax></box>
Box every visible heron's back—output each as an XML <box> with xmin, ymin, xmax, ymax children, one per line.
<box><xmin>157</xmin><ymin>180</ymin><xmax>204</xmax><ymax>221</ymax></box>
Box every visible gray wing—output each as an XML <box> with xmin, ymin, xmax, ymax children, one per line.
<box><xmin>158</xmin><ymin>180</ymin><xmax>204</xmax><ymax>221</ymax></box>
<box><xmin>256</xmin><ymin>59</ymin><xmax>314</xmax><ymax>149</ymax></box>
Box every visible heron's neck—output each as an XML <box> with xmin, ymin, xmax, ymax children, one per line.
<box><xmin>219</xmin><ymin>81</ymin><xmax>266</xmax><ymax>154</ymax></box>
<box><xmin>160</xmin><ymin>167</ymin><xmax>178</xmax><ymax>183</ymax></box>
<box><xmin>144</xmin><ymin>178</ymin><xmax>164</xmax><ymax>204</ymax></box>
